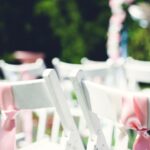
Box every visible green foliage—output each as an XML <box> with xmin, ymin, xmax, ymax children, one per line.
<box><xmin>128</xmin><ymin>19</ymin><xmax>150</xmax><ymax>61</ymax></box>
<box><xmin>1</xmin><ymin>0</ymin><xmax>150</xmax><ymax>63</ymax></box>
<box><xmin>126</xmin><ymin>0</ymin><xmax>150</xmax><ymax>61</ymax></box>
<box><xmin>35</xmin><ymin>0</ymin><xmax>110</xmax><ymax>63</ymax></box>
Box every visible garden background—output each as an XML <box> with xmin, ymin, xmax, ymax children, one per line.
<box><xmin>0</xmin><ymin>0</ymin><xmax>149</xmax><ymax>66</ymax></box>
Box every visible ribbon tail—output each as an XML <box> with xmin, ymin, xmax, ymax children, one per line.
<box><xmin>133</xmin><ymin>135</ymin><xmax>150</xmax><ymax>150</ymax></box>
<box><xmin>0</xmin><ymin>120</ymin><xmax>16</xmax><ymax>150</ymax></box>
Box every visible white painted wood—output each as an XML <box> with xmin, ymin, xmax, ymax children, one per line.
<box><xmin>0</xmin><ymin>58</ymin><xmax>46</xmax><ymax>81</ymax></box>
<box><xmin>0</xmin><ymin>59</ymin><xmax>58</xmax><ymax>144</ymax></box>
<box><xmin>72</xmin><ymin>70</ymin><xmax>150</xmax><ymax>150</ymax></box>
<box><xmin>52</xmin><ymin>58</ymin><xmax>88</xmax><ymax>137</ymax></box>
<box><xmin>52</xmin><ymin>57</ymin><xmax>83</xmax><ymax>80</ymax></box>
<box><xmin>83</xmin><ymin>80</ymin><xmax>123</xmax><ymax>121</ymax></box>
<box><xmin>81</xmin><ymin>57</ymin><xmax>128</xmax><ymax>89</ymax></box>
<box><xmin>43</xmin><ymin>69</ymin><xmax>85</xmax><ymax>150</ymax></box>
<box><xmin>12</xmin><ymin>79</ymin><xmax>52</xmax><ymax>109</ymax></box>
<box><xmin>124</xmin><ymin>57</ymin><xmax>150</xmax><ymax>91</ymax></box>
<box><xmin>12</xmin><ymin>69</ymin><xmax>84</xmax><ymax>150</ymax></box>
<box><xmin>0</xmin><ymin>58</ymin><xmax>48</xmax><ymax>145</ymax></box>
<box><xmin>51</xmin><ymin>110</ymin><xmax>61</xmax><ymax>142</ymax></box>
<box><xmin>35</xmin><ymin>109</ymin><xmax>48</xmax><ymax>141</ymax></box>
<box><xmin>71</xmin><ymin>70</ymin><xmax>109</xmax><ymax>150</ymax></box>
<box><xmin>52</xmin><ymin>57</ymin><xmax>112</xmax><ymax>139</ymax></box>
<box><xmin>20</xmin><ymin>138</ymin><xmax>60</xmax><ymax>150</ymax></box>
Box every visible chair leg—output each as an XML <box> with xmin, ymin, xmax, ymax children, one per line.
<box><xmin>51</xmin><ymin>111</ymin><xmax>61</xmax><ymax>143</ymax></box>
<box><xmin>36</xmin><ymin>109</ymin><xmax>47</xmax><ymax>141</ymax></box>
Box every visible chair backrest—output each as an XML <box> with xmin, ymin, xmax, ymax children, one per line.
<box><xmin>71</xmin><ymin>70</ymin><xmax>150</xmax><ymax>150</ymax></box>
<box><xmin>52</xmin><ymin>57</ymin><xmax>110</xmax><ymax>101</ymax></box>
<box><xmin>81</xmin><ymin>57</ymin><xmax>108</xmax><ymax>66</ymax></box>
<box><xmin>124</xmin><ymin>57</ymin><xmax>150</xmax><ymax>90</ymax></box>
<box><xmin>0</xmin><ymin>58</ymin><xmax>47</xmax><ymax>145</ymax></box>
<box><xmin>52</xmin><ymin>58</ymin><xmax>111</xmax><ymax>142</ymax></box>
<box><xmin>52</xmin><ymin>57</ymin><xmax>84</xmax><ymax>80</ymax></box>
<box><xmin>0</xmin><ymin>69</ymin><xmax>85</xmax><ymax>150</ymax></box>
<box><xmin>0</xmin><ymin>58</ymin><xmax>46</xmax><ymax>81</ymax></box>
<box><xmin>81</xmin><ymin>57</ymin><xmax>128</xmax><ymax>89</ymax></box>
<box><xmin>71</xmin><ymin>70</ymin><xmax>112</xmax><ymax>150</ymax></box>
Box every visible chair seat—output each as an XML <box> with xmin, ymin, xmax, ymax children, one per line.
<box><xmin>19</xmin><ymin>138</ymin><xmax>61</xmax><ymax>150</ymax></box>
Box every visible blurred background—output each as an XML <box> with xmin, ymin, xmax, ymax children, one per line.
<box><xmin>0</xmin><ymin>0</ymin><xmax>150</xmax><ymax>66</ymax></box>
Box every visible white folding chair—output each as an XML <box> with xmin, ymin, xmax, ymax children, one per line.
<box><xmin>0</xmin><ymin>58</ymin><xmax>46</xmax><ymax>81</ymax></box>
<box><xmin>71</xmin><ymin>70</ymin><xmax>150</xmax><ymax>150</ymax></box>
<box><xmin>52</xmin><ymin>57</ymin><xmax>110</xmax><ymax>138</ymax></box>
<box><xmin>81</xmin><ymin>57</ymin><xmax>128</xmax><ymax>89</ymax></box>
<box><xmin>52</xmin><ymin>57</ymin><xmax>111</xmax><ymax>102</ymax></box>
<box><xmin>71</xmin><ymin>70</ymin><xmax>113</xmax><ymax>150</ymax></box>
<box><xmin>124</xmin><ymin>57</ymin><xmax>150</xmax><ymax>91</ymax></box>
<box><xmin>0</xmin><ymin>69</ymin><xmax>85</xmax><ymax>150</ymax></box>
<box><xmin>0</xmin><ymin>58</ymin><xmax>47</xmax><ymax>145</ymax></box>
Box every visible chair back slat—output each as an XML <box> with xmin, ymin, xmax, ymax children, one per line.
<box><xmin>10</xmin><ymin>69</ymin><xmax>85</xmax><ymax>150</ymax></box>
<box><xmin>124</xmin><ymin>57</ymin><xmax>150</xmax><ymax>90</ymax></box>
<box><xmin>83</xmin><ymin>80</ymin><xmax>122</xmax><ymax>121</ymax></box>
<box><xmin>12</xmin><ymin>79</ymin><xmax>52</xmax><ymax>109</ymax></box>
<box><xmin>0</xmin><ymin>59</ymin><xmax>46</xmax><ymax>81</ymax></box>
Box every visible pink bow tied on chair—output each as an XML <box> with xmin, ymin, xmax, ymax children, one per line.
<box><xmin>121</xmin><ymin>96</ymin><xmax>150</xmax><ymax>150</ymax></box>
<box><xmin>0</xmin><ymin>83</ymin><xmax>18</xmax><ymax>150</ymax></box>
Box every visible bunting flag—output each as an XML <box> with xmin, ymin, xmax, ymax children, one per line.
<box><xmin>107</xmin><ymin>0</ymin><xmax>134</xmax><ymax>60</ymax></box>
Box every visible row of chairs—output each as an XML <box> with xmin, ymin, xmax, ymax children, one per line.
<box><xmin>52</xmin><ymin>57</ymin><xmax>150</xmax><ymax>92</ymax></box>
<box><xmin>52</xmin><ymin>57</ymin><xmax>150</xmax><ymax>150</ymax></box>
<box><xmin>0</xmin><ymin>57</ymin><xmax>150</xmax><ymax>150</ymax></box>
<box><xmin>0</xmin><ymin>58</ymin><xmax>86</xmax><ymax>150</ymax></box>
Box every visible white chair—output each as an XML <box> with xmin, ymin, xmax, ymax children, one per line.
<box><xmin>71</xmin><ymin>70</ymin><xmax>150</xmax><ymax>150</ymax></box>
<box><xmin>71</xmin><ymin>70</ymin><xmax>112</xmax><ymax>150</ymax></box>
<box><xmin>81</xmin><ymin>57</ymin><xmax>128</xmax><ymax>89</ymax></box>
<box><xmin>124</xmin><ymin>57</ymin><xmax>150</xmax><ymax>91</ymax></box>
<box><xmin>0</xmin><ymin>58</ymin><xmax>47</xmax><ymax>145</ymax></box>
<box><xmin>52</xmin><ymin>57</ymin><xmax>110</xmax><ymax>138</ymax></box>
<box><xmin>52</xmin><ymin>57</ymin><xmax>110</xmax><ymax>102</ymax></box>
<box><xmin>0</xmin><ymin>59</ymin><xmax>82</xmax><ymax>148</ymax></box>
<box><xmin>0</xmin><ymin>58</ymin><xmax>46</xmax><ymax>81</ymax></box>
<box><xmin>0</xmin><ymin>69</ymin><xmax>85</xmax><ymax>150</ymax></box>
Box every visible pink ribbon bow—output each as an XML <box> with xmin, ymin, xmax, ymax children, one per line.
<box><xmin>0</xmin><ymin>83</ymin><xmax>18</xmax><ymax>150</ymax></box>
<box><xmin>121</xmin><ymin>96</ymin><xmax>150</xmax><ymax>150</ymax></box>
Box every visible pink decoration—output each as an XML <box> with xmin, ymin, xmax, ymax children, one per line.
<box><xmin>0</xmin><ymin>83</ymin><xmax>17</xmax><ymax>150</ymax></box>
<box><xmin>121</xmin><ymin>96</ymin><xmax>150</xmax><ymax>150</ymax></box>
<box><xmin>107</xmin><ymin>0</ymin><xmax>134</xmax><ymax>60</ymax></box>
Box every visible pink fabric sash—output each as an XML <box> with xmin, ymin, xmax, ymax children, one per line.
<box><xmin>0</xmin><ymin>83</ymin><xmax>17</xmax><ymax>150</ymax></box>
<box><xmin>121</xmin><ymin>96</ymin><xmax>150</xmax><ymax>150</ymax></box>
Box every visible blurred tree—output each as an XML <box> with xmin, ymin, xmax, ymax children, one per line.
<box><xmin>35</xmin><ymin>0</ymin><xmax>110</xmax><ymax>63</ymax></box>
<box><xmin>2</xmin><ymin>0</ymin><xmax>150</xmax><ymax>64</ymax></box>
<box><xmin>0</xmin><ymin>0</ymin><xmax>60</xmax><ymax>65</ymax></box>
<box><xmin>127</xmin><ymin>1</ymin><xmax>150</xmax><ymax>60</ymax></box>
<box><xmin>128</xmin><ymin>25</ymin><xmax>150</xmax><ymax>60</ymax></box>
